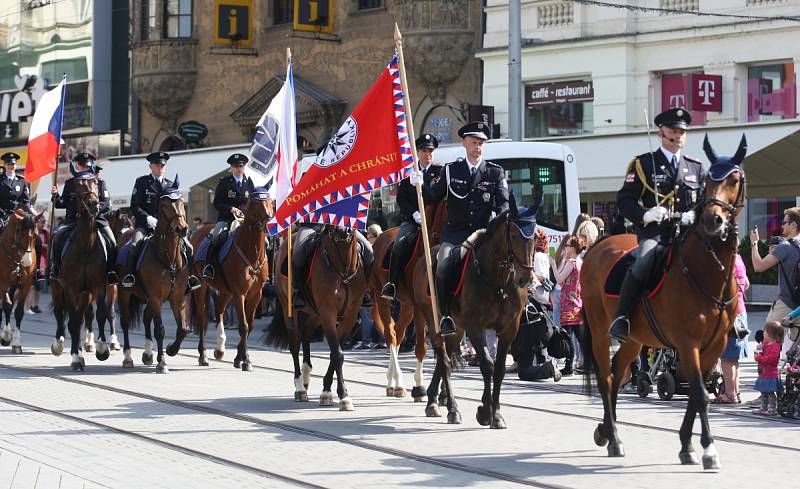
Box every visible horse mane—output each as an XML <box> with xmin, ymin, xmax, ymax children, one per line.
<box><xmin>471</xmin><ymin>211</ymin><xmax>509</xmax><ymax>250</ymax></box>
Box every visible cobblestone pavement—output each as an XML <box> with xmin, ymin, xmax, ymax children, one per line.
<box><xmin>0</xmin><ymin>298</ymin><xmax>794</xmax><ymax>488</ymax></box>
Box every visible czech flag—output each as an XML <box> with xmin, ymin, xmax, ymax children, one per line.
<box><xmin>25</xmin><ymin>75</ymin><xmax>66</xmax><ymax>183</ymax></box>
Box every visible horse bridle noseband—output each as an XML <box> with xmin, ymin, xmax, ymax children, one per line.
<box><xmin>321</xmin><ymin>228</ymin><xmax>360</xmax><ymax>285</ymax></box>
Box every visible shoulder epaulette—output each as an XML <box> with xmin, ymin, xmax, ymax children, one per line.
<box><xmin>683</xmin><ymin>155</ymin><xmax>703</xmax><ymax>164</ymax></box>
<box><xmin>485</xmin><ymin>160</ymin><xmax>502</xmax><ymax>169</ymax></box>
<box><xmin>625</xmin><ymin>158</ymin><xmax>638</xmax><ymax>173</ymax></box>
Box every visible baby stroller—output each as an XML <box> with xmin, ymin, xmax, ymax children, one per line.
<box><xmin>637</xmin><ymin>348</ymin><xmax>724</xmax><ymax>400</ymax></box>
<box><xmin>778</xmin><ymin>324</ymin><xmax>800</xmax><ymax>419</ymax></box>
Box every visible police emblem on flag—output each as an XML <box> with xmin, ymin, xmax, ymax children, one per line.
<box><xmin>249</xmin><ymin>115</ymin><xmax>280</xmax><ymax>180</ymax></box>
<box><xmin>315</xmin><ymin>116</ymin><xmax>357</xmax><ymax>169</ymax></box>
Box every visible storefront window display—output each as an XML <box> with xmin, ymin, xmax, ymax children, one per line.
<box><xmin>524</xmin><ymin>80</ymin><xmax>593</xmax><ymax>138</ymax></box>
<box><xmin>747</xmin><ymin>62</ymin><xmax>797</xmax><ymax>122</ymax></box>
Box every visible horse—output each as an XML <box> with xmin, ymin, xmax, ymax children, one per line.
<box><xmin>368</xmin><ymin>201</ymin><xmax>447</xmax><ymax>400</ymax></box>
<box><xmin>580</xmin><ymin>137</ymin><xmax>746</xmax><ymax>469</ymax></box>
<box><xmin>0</xmin><ymin>208</ymin><xmax>40</xmax><ymax>354</ymax></box>
<box><xmin>115</xmin><ymin>178</ymin><xmax>191</xmax><ymax>373</ymax></box>
<box><xmin>411</xmin><ymin>197</ymin><xmax>539</xmax><ymax>427</ymax></box>
<box><xmin>47</xmin><ymin>175</ymin><xmax>114</xmax><ymax>370</ymax></box>
<box><xmin>175</xmin><ymin>194</ymin><xmax>273</xmax><ymax>369</ymax></box>
<box><xmin>267</xmin><ymin>225</ymin><xmax>367</xmax><ymax>410</ymax></box>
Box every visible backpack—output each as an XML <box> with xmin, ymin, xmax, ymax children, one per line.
<box><xmin>779</xmin><ymin>238</ymin><xmax>800</xmax><ymax>308</ymax></box>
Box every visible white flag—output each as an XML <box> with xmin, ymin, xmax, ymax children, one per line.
<box><xmin>247</xmin><ymin>58</ymin><xmax>297</xmax><ymax>209</ymax></box>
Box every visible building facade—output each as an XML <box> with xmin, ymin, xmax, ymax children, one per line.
<box><xmin>128</xmin><ymin>0</ymin><xmax>484</xmax><ymax>222</ymax></box>
<box><xmin>479</xmin><ymin>0</ymin><xmax>800</xmax><ymax>236</ymax></box>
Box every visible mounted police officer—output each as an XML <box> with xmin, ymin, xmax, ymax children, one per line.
<box><xmin>49</xmin><ymin>153</ymin><xmax>118</xmax><ymax>284</ymax></box>
<box><xmin>120</xmin><ymin>151</ymin><xmax>201</xmax><ymax>291</ymax></box>
<box><xmin>202</xmin><ymin>153</ymin><xmax>254</xmax><ymax>280</ymax></box>
<box><xmin>414</xmin><ymin>121</ymin><xmax>509</xmax><ymax>336</ymax></box>
<box><xmin>0</xmin><ymin>152</ymin><xmax>31</xmax><ymax>224</ymax></box>
<box><xmin>609</xmin><ymin>107</ymin><xmax>704</xmax><ymax>341</ymax></box>
<box><xmin>380</xmin><ymin>133</ymin><xmax>443</xmax><ymax>301</ymax></box>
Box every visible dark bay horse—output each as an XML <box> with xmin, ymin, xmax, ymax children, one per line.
<box><xmin>368</xmin><ymin>201</ymin><xmax>446</xmax><ymax>400</ymax></box>
<box><xmin>116</xmin><ymin>178</ymin><xmax>191</xmax><ymax>373</ymax></box>
<box><xmin>177</xmin><ymin>194</ymin><xmax>273</xmax><ymax>369</ymax></box>
<box><xmin>0</xmin><ymin>208</ymin><xmax>40</xmax><ymax>354</ymax></box>
<box><xmin>411</xmin><ymin>199</ymin><xmax>539</xmax><ymax>427</ymax></box>
<box><xmin>267</xmin><ymin>225</ymin><xmax>367</xmax><ymax>410</ymax></box>
<box><xmin>580</xmin><ymin>137</ymin><xmax>746</xmax><ymax>469</ymax></box>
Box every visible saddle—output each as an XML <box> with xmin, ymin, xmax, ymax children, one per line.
<box><xmin>603</xmin><ymin>244</ymin><xmax>673</xmax><ymax>298</ymax></box>
<box><xmin>117</xmin><ymin>236</ymin><xmax>152</xmax><ymax>273</ymax></box>
<box><xmin>381</xmin><ymin>229</ymin><xmax>422</xmax><ymax>272</ymax></box>
<box><xmin>429</xmin><ymin>229</ymin><xmax>484</xmax><ymax>299</ymax></box>
<box><xmin>61</xmin><ymin>227</ymin><xmax>111</xmax><ymax>263</ymax></box>
<box><xmin>197</xmin><ymin>228</ymin><xmax>238</xmax><ymax>263</ymax></box>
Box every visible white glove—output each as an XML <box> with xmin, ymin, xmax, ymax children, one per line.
<box><xmin>680</xmin><ymin>210</ymin><xmax>695</xmax><ymax>226</ymax></box>
<box><xmin>412</xmin><ymin>211</ymin><xmax>421</xmax><ymax>224</ymax></box>
<box><xmin>408</xmin><ymin>170</ymin><xmax>424</xmax><ymax>187</ymax></box>
<box><xmin>146</xmin><ymin>216</ymin><xmax>158</xmax><ymax>228</ymax></box>
<box><xmin>642</xmin><ymin>206</ymin><xmax>668</xmax><ymax>226</ymax></box>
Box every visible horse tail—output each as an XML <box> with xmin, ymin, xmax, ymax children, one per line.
<box><xmin>264</xmin><ymin>299</ymin><xmax>289</xmax><ymax>350</ymax></box>
<box><xmin>127</xmin><ymin>295</ymin><xmax>144</xmax><ymax>330</ymax></box>
<box><xmin>446</xmin><ymin>335</ymin><xmax>465</xmax><ymax>372</ymax></box>
<box><xmin>189</xmin><ymin>288</ymin><xmax>210</xmax><ymax>329</ymax></box>
<box><xmin>581</xmin><ymin>311</ymin><xmax>596</xmax><ymax>397</ymax></box>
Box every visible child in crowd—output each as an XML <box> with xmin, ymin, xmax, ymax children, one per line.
<box><xmin>551</xmin><ymin>235</ymin><xmax>584</xmax><ymax>376</ymax></box>
<box><xmin>753</xmin><ymin>321</ymin><xmax>784</xmax><ymax>416</ymax></box>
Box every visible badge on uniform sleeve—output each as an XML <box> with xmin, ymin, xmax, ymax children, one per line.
<box><xmin>14</xmin><ymin>185</ymin><xmax>19</xmax><ymax>191</ymax></box>
<box><xmin>499</xmin><ymin>178</ymin><xmax>508</xmax><ymax>189</ymax></box>
<box><xmin>685</xmin><ymin>175</ymin><xmax>697</xmax><ymax>183</ymax></box>
<box><xmin>244</xmin><ymin>190</ymin><xmax>249</xmax><ymax>198</ymax></box>
<box><xmin>483</xmin><ymin>192</ymin><xmax>490</xmax><ymax>202</ymax></box>
<box><xmin>228</xmin><ymin>190</ymin><xmax>236</xmax><ymax>198</ymax></box>
<box><xmin>625</xmin><ymin>172</ymin><xmax>635</xmax><ymax>183</ymax></box>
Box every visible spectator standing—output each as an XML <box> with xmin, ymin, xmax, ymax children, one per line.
<box><xmin>27</xmin><ymin>214</ymin><xmax>49</xmax><ymax>314</ymax></box>
<box><xmin>575</xmin><ymin>220</ymin><xmax>599</xmax><ymax>253</ymax></box>
<box><xmin>750</xmin><ymin>207</ymin><xmax>800</xmax><ymax>357</ymax></box>
<box><xmin>551</xmin><ymin>236</ymin><xmax>584</xmax><ymax>375</ymax></box>
<box><xmin>590</xmin><ymin>216</ymin><xmax>606</xmax><ymax>237</ymax></box>
<box><xmin>752</xmin><ymin>321</ymin><xmax>784</xmax><ymax>416</ymax></box>
<box><xmin>713</xmin><ymin>253</ymin><xmax>749</xmax><ymax>404</ymax></box>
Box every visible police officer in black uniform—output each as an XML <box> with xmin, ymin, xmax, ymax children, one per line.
<box><xmin>415</xmin><ymin>121</ymin><xmax>509</xmax><ymax>336</ymax></box>
<box><xmin>380</xmin><ymin>134</ymin><xmax>443</xmax><ymax>300</ymax></box>
<box><xmin>120</xmin><ymin>151</ymin><xmax>201</xmax><ymax>290</ymax></box>
<box><xmin>0</xmin><ymin>152</ymin><xmax>31</xmax><ymax>223</ymax></box>
<box><xmin>202</xmin><ymin>153</ymin><xmax>255</xmax><ymax>279</ymax></box>
<box><xmin>49</xmin><ymin>153</ymin><xmax>119</xmax><ymax>284</ymax></box>
<box><xmin>609</xmin><ymin>107</ymin><xmax>705</xmax><ymax>341</ymax></box>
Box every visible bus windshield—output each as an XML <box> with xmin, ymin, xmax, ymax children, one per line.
<box><xmin>495</xmin><ymin>157</ymin><xmax>568</xmax><ymax>232</ymax></box>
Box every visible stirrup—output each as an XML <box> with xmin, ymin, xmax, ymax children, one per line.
<box><xmin>187</xmin><ymin>275</ymin><xmax>202</xmax><ymax>291</ymax></box>
<box><xmin>609</xmin><ymin>315</ymin><xmax>630</xmax><ymax>342</ymax></box>
<box><xmin>439</xmin><ymin>315</ymin><xmax>456</xmax><ymax>336</ymax></box>
<box><xmin>121</xmin><ymin>274</ymin><xmax>135</xmax><ymax>288</ymax></box>
<box><xmin>202</xmin><ymin>264</ymin><xmax>215</xmax><ymax>280</ymax></box>
<box><xmin>106</xmin><ymin>271</ymin><xmax>119</xmax><ymax>286</ymax></box>
<box><xmin>380</xmin><ymin>282</ymin><xmax>396</xmax><ymax>301</ymax></box>
<box><xmin>292</xmin><ymin>290</ymin><xmax>305</xmax><ymax>308</ymax></box>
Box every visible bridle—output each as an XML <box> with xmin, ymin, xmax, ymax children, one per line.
<box><xmin>154</xmin><ymin>196</ymin><xmax>187</xmax><ymax>283</ymax></box>
<box><xmin>2</xmin><ymin>213</ymin><xmax>34</xmax><ymax>277</ymax></box>
<box><xmin>232</xmin><ymin>201</ymin><xmax>273</xmax><ymax>279</ymax></box>
<box><xmin>321</xmin><ymin>227</ymin><xmax>360</xmax><ymax>285</ymax></box>
<box><xmin>471</xmin><ymin>214</ymin><xmax>535</xmax><ymax>300</ymax></box>
<box><xmin>75</xmin><ymin>180</ymin><xmax>100</xmax><ymax>219</ymax></box>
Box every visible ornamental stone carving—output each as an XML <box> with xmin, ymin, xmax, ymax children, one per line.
<box><xmin>131</xmin><ymin>39</ymin><xmax>198</xmax><ymax>132</ymax></box>
<box><xmin>396</xmin><ymin>0</ymin><xmax>474</xmax><ymax>105</ymax></box>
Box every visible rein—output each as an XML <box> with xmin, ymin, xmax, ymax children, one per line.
<box><xmin>1</xmin><ymin>216</ymin><xmax>34</xmax><ymax>277</ymax></box>
<box><xmin>153</xmin><ymin>200</ymin><xmax>185</xmax><ymax>284</ymax></box>
<box><xmin>470</xmin><ymin>218</ymin><xmax>534</xmax><ymax>300</ymax></box>
<box><xmin>322</xmin><ymin>229</ymin><xmax>360</xmax><ymax>285</ymax></box>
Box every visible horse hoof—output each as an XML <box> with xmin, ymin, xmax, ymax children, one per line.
<box><xmin>607</xmin><ymin>443</ymin><xmax>626</xmax><ymax>457</ymax></box>
<box><xmin>593</xmin><ymin>424</ymin><xmax>608</xmax><ymax>447</ymax></box>
<box><xmin>110</xmin><ymin>336</ymin><xmax>121</xmax><ymax>351</ymax></box>
<box><xmin>70</xmin><ymin>361</ymin><xmax>84</xmax><ymax>371</ymax></box>
<box><xmin>11</xmin><ymin>345</ymin><xmax>22</xmax><ymax>354</ymax></box>
<box><xmin>241</xmin><ymin>361</ymin><xmax>253</xmax><ymax>372</ymax></box>
<box><xmin>490</xmin><ymin>414</ymin><xmax>507</xmax><ymax>429</ymax></box>
<box><xmin>425</xmin><ymin>404</ymin><xmax>441</xmax><ymax>417</ymax></box>
<box><xmin>156</xmin><ymin>364</ymin><xmax>169</xmax><ymax>374</ymax></box>
<box><xmin>294</xmin><ymin>391</ymin><xmax>309</xmax><ymax>402</ymax></box>
<box><xmin>214</xmin><ymin>349</ymin><xmax>224</xmax><ymax>361</ymax></box>
<box><xmin>122</xmin><ymin>359</ymin><xmax>134</xmax><ymax>368</ymax></box>
<box><xmin>679</xmin><ymin>450</ymin><xmax>699</xmax><ymax>465</ymax></box>
<box><xmin>0</xmin><ymin>337</ymin><xmax>10</xmax><ymax>347</ymax></box>
<box><xmin>233</xmin><ymin>358</ymin><xmax>241</xmax><ymax>369</ymax></box>
<box><xmin>393</xmin><ymin>387</ymin><xmax>406</xmax><ymax>398</ymax></box>
<box><xmin>447</xmin><ymin>411</ymin><xmax>462</xmax><ymax>424</ymax></box>
<box><xmin>51</xmin><ymin>344</ymin><xmax>62</xmax><ymax>356</ymax></box>
<box><xmin>84</xmin><ymin>343</ymin><xmax>95</xmax><ymax>353</ymax></box>
<box><xmin>96</xmin><ymin>349</ymin><xmax>110</xmax><ymax>362</ymax></box>
<box><xmin>702</xmin><ymin>455</ymin><xmax>721</xmax><ymax>470</ymax></box>
<box><xmin>411</xmin><ymin>386</ymin><xmax>425</xmax><ymax>401</ymax></box>
<box><xmin>319</xmin><ymin>393</ymin><xmax>334</xmax><ymax>407</ymax></box>
<box><xmin>166</xmin><ymin>344</ymin><xmax>179</xmax><ymax>357</ymax></box>
<box><xmin>339</xmin><ymin>398</ymin><xmax>354</xmax><ymax>411</ymax></box>
<box><xmin>386</xmin><ymin>387</ymin><xmax>394</xmax><ymax>397</ymax></box>
<box><xmin>142</xmin><ymin>352</ymin><xmax>153</xmax><ymax>366</ymax></box>
<box><xmin>198</xmin><ymin>357</ymin><xmax>209</xmax><ymax>367</ymax></box>
<box><xmin>476</xmin><ymin>405</ymin><xmax>492</xmax><ymax>426</ymax></box>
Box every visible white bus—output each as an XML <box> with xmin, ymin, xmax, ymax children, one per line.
<box><xmin>429</xmin><ymin>140</ymin><xmax>580</xmax><ymax>252</ymax></box>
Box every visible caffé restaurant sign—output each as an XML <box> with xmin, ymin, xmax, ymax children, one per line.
<box><xmin>526</xmin><ymin>80</ymin><xmax>594</xmax><ymax>107</ymax></box>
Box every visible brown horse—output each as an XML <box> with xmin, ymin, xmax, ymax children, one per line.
<box><xmin>116</xmin><ymin>179</ymin><xmax>191</xmax><ymax>373</ymax></box>
<box><xmin>368</xmin><ymin>202</ymin><xmax>447</xmax><ymax>400</ymax></box>
<box><xmin>0</xmin><ymin>208</ymin><xmax>40</xmax><ymax>354</ymax></box>
<box><xmin>49</xmin><ymin>176</ymin><xmax>113</xmax><ymax>370</ymax></box>
<box><xmin>176</xmin><ymin>195</ymin><xmax>273</xmax><ymax>369</ymax></box>
<box><xmin>267</xmin><ymin>225</ymin><xmax>367</xmax><ymax>410</ymax></box>
<box><xmin>411</xmin><ymin>200</ymin><xmax>539</xmax><ymax>427</ymax></box>
<box><xmin>580</xmin><ymin>147</ymin><xmax>745</xmax><ymax>469</ymax></box>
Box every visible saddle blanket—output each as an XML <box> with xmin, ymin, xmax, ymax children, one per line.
<box><xmin>62</xmin><ymin>228</ymin><xmax>109</xmax><ymax>263</ymax></box>
<box><xmin>117</xmin><ymin>237</ymin><xmax>151</xmax><ymax>273</ymax></box>
<box><xmin>197</xmin><ymin>230</ymin><xmax>237</xmax><ymax>263</ymax></box>
<box><xmin>381</xmin><ymin>231</ymin><xmax>422</xmax><ymax>272</ymax></box>
<box><xmin>603</xmin><ymin>245</ymin><xmax>672</xmax><ymax>298</ymax></box>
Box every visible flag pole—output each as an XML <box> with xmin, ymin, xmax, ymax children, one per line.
<box><xmin>394</xmin><ymin>24</ymin><xmax>441</xmax><ymax>335</ymax></box>
<box><xmin>284</xmin><ymin>47</ymin><xmax>295</xmax><ymax>332</ymax></box>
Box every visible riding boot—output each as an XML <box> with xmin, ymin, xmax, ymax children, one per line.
<box><xmin>381</xmin><ymin>238</ymin><xmax>405</xmax><ymax>301</ymax></box>
<box><xmin>609</xmin><ymin>270</ymin><xmax>645</xmax><ymax>342</ymax></box>
<box><xmin>121</xmin><ymin>245</ymin><xmax>138</xmax><ymax>288</ymax></box>
<box><xmin>99</xmin><ymin>225</ymin><xmax>118</xmax><ymax>285</ymax></box>
<box><xmin>360</xmin><ymin>241</ymin><xmax>374</xmax><ymax>308</ymax></box>
<box><xmin>202</xmin><ymin>240</ymin><xmax>217</xmax><ymax>280</ymax></box>
<box><xmin>292</xmin><ymin>261</ymin><xmax>307</xmax><ymax>308</ymax></box>
<box><xmin>437</xmin><ymin>274</ymin><xmax>456</xmax><ymax>336</ymax></box>
<box><xmin>182</xmin><ymin>238</ymin><xmax>202</xmax><ymax>291</ymax></box>
<box><xmin>49</xmin><ymin>232</ymin><xmax>63</xmax><ymax>280</ymax></box>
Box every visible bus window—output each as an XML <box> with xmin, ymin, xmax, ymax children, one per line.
<box><xmin>497</xmin><ymin>158</ymin><xmax>567</xmax><ymax>232</ymax></box>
